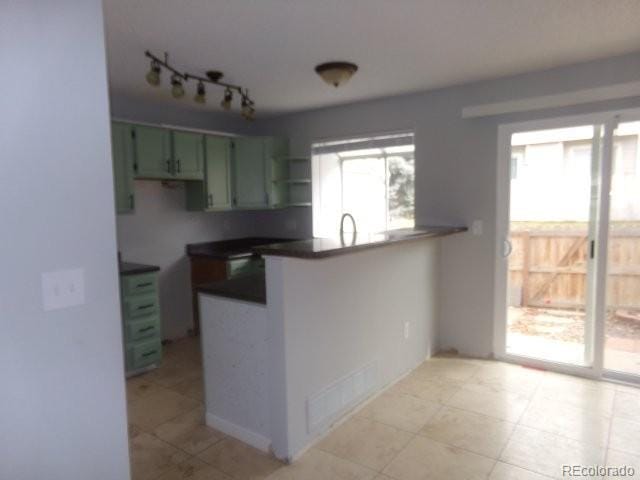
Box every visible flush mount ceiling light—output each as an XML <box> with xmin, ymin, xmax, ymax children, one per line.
<box><xmin>144</xmin><ymin>50</ymin><xmax>256</xmax><ymax>120</ymax></box>
<box><xmin>315</xmin><ymin>61</ymin><xmax>358</xmax><ymax>87</ymax></box>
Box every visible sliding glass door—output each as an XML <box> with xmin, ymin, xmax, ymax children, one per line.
<box><xmin>504</xmin><ymin>125</ymin><xmax>601</xmax><ymax>367</ymax></box>
<box><xmin>604</xmin><ymin>121</ymin><xmax>640</xmax><ymax>378</ymax></box>
<box><xmin>497</xmin><ymin>110</ymin><xmax>640</xmax><ymax>381</ymax></box>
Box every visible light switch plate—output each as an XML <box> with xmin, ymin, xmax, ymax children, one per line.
<box><xmin>42</xmin><ymin>268</ymin><xmax>85</xmax><ymax>311</ymax></box>
<box><xmin>471</xmin><ymin>220</ymin><xmax>483</xmax><ymax>236</ymax></box>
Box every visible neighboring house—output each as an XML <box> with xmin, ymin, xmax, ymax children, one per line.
<box><xmin>510</xmin><ymin>124</ymin><xmax>640</xmax><ymax>222</ymax></box>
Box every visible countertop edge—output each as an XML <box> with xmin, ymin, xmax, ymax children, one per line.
<box><xmin>119</xmin><ymin>262</ymin><xmax>161</xmax><ymax>276</ymax></box>
<box><xmin>253</xmin><ymin>227</ymin><xmax>468</xmax><ymax>259</ymax></box>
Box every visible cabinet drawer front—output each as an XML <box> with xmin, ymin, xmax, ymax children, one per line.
<box><xmin>227</xmin><ymin>258</ymin><xmax>264</xmax><ymax>278</ymax></box>
<box><xmin>122</xmin><ymin>273</ymin><xmax>158</xmax><ymax>296</ymax></box>
<box><xmin>125</xmin><ymin>316</ymin><xmax>160</xmax><ymax>342</ymax></box>
<box><xmin>124</xmin><ymin>294</ymin><xmax>159</xmax><ymax>319</ymax></box>
<box><xmin>128</xmin><ymin>338</ymin><xmax>162</xmax><ymax>371</ymax></box>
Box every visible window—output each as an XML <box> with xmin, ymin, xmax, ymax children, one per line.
<box><xmin>312</xmin><ymin>132</ymin><xmax>415</xmax><ymax>237</ymax></box>
<box><xmin>510</xmin><ymin>148</ymin><xmax>524</xmax><ymax>180</ymax></box>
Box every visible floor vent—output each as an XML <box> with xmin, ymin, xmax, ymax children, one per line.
<box><xmin>307</xmin><ymin>362</ymin><xmax>377</xmax><ymax>433</ymax></box>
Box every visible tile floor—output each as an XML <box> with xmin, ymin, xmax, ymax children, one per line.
<box><xmin>127</xmin><ymin>337</ymin><xmax>640</xmax><ymax>480</ymax></box>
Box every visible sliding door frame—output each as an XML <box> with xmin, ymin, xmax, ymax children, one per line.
<box><xmin>494</xmin><ymin>107</ymin><xmax>640</xmax><ymax>380</ymax></box>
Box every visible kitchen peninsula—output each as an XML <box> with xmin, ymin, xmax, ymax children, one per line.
<box><xmin>198</xmin><ymin>226</ymin><xmax>466</xmax><ymax>461</ymax></box>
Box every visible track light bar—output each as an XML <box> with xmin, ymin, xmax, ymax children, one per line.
<box><xmin>144</xmin><ymin>50</ymin><xmax>255</xmax><ymax>119</ymax></box>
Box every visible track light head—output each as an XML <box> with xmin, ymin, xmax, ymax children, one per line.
<box><xmin>220</xmin><ymin>88</ymin><xmax>233</xmax><ymax>111</ymax></box>
<box><xmin>171</xmin><ymin>75</ymin><xmax>185</xmax><ymax>98</ymax></box>
<box><xmin>145</xmin><ymin>61</ymin><xmax>161</xmax><ymax>86</ymax></box>
<box><xmin>241</xmin><ymin>96</ymin><xmax>255</xmax><ymax>120</ymax></box>
<box><xmin>194</xmin><ymin>81</ymin><xmax>206</xmax><ymax>104</ymax></box>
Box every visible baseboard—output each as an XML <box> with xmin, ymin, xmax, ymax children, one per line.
<box><xmin>205</xmin><ymin>412</ymin><xmax>271</xmax><ymax>453</ymax></box>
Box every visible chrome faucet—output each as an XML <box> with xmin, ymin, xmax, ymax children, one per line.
<box><xmin>340</xmin><ymin>213</ymin><xmax>357</xmax><ymax>235</ymax></box>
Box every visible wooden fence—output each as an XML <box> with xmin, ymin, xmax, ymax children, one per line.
<box><xmin>508</xmin><ymin>230</ymin><xmax>640</xmax><ymax>310</ymax></box>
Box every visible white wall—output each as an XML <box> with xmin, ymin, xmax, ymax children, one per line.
<box><xmin>0</xmin><ymin>2</ymin><xmax>130</xmax><ymax>479</ymax></box>
<box><xmin>265</xmin><ymin>240</ymin><xmax>439</xmax><ymax>460</ymax></box>
<box><xmin>256</xmin><ymin>51</ymin><xmax>640</xmax><ymax>358</ymax></box>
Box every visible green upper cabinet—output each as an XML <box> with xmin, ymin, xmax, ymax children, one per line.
<box><xmin>232</xmin><ymin>137</ymin><xmax>268</xmax><ymax>209</ymax></box>
<box><xmin>134</xmin><ymin>125</ymin><xmax>172</xmax><ymax>179</ymax></box>
<box><xmin>185</xmin><ymin>136</ymin><xmax>232</xmax><ymax>211</ymax></box>
<box><xmin>172</xmin><ymin>131</ymin><xmax>204</xmax><ymax>180</ymax></box>
<box><xmin>133</xmin><ymin>126</ymin><xmax>204</xmax><ymax>181</ymax></box>
<box><xmin>264</xmin><ymin>137</ymin><xmax>289</xmax><ymax>208</ymax></box>
<box><xmin>111</xmin><ymin>122</ymin><xmax>135</xmax><ymax>214</ymax></box>
<box><xmin>232</xmin><ymin>137</ymin><xmax>289</xmax><ymax>209</ymax></box>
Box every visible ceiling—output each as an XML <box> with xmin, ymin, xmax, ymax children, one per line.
<box><xmin>104</xmin><ymin>0</ymin><xmax>640</xmax><ymax>117</ymax></box>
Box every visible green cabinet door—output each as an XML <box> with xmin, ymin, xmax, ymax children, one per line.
<box><xmin>185</xmin><ymin>136</ymin><xmax>232</xmax><ymax>211</ymax></box>
<box><xmin>264</xmin><ymin>137</ymin><xmax>289</xmax><ymax>208</ymax></box>
<box><xmin>111</xmin><ymin>122</ymin><xmax>135</xmax><ymax>214</ymax></box>
<box><xmin>205</xmin><ymin>136</ymin><xmax>232</xmax><ymax>209</ymax></box>
<box><xmin>172</xmin><ymin>131</ymin><xmax>204</xmax><ymax>180</ymax></box>
<box><xmin>134</xmin><ymin>125</ymin><xmax>172</xmax><ymax>179</ymax></box>
<box><xmin>232</xmin><ymin>137</ymin><xmax>267</xmax><ymax>209</ymax></box>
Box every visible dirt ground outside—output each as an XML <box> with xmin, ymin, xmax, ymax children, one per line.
<box><xmin>508</xmin><ymin>306</ymin><xmax>640</xmax><ymax>353</ymax></box>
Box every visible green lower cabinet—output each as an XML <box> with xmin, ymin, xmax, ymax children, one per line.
<box><xmin>126</xmin><ymin>338</ymin><xmax>162</xmax><ymax>372</ymax></box>
<box><xmin>185</xmin><ymin>136</ymin><xmax>233</xmax><ymax>211</ymax></box>
<box><xmin>227</xmin><ymin>257</ymin><xmax>265</xmax><ymax>278</ymax></box>
<box><xmin>111</xmin><ymin>122</ymin><xmax>135</xmax><ymax>214</ymax></box>
<box><xmin>120</xmin><ymin>271</ymin><xmax>162</xmax><ymax>374</ymax></box>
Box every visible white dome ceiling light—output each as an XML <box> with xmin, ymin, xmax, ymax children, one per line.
<box><xmin>315</xmin><ymin>62</ymin><xmax>358</xmax><ymax>88</ymax></box>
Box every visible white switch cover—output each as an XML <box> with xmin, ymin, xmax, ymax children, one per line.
<box><xmin>471</xmin><ymin>220</ymin><xmax>483</xmax><ymax>236</ymax></box>
<box><xmin>404</xmin><ymin>321</ymin><xmax>410</xmax><ymax>339</ymax></box>
<box><xmin>42</xmin><ymin>268</ymin><xmax>85</xmax><ymax>311</ymax></box>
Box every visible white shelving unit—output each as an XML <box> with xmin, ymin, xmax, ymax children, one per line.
<box><xmin>276</xmin><ymin>157</ymin><xmax>312</xmax><ymax>207</ymax></box>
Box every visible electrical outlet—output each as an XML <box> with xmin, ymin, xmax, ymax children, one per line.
<box><xmin>42</xmin><ymin>268</ymin><xmax>85</xmax><ymax>311</ymax></box>
<box><xmin>403</xmin><ymin>321</ymin><xmax>410</xmax><ymax>339</ymax></box>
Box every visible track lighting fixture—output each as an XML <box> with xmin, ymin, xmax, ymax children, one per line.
<box><xmin>241</xmin><ymin>95</ymin><xmax>255</xmax><ymax>121</ymax></box>
<box><xmin>146</xmin><ymin>60</ymin><xmax>161</xmax><ymax>86</ymax></box>
<box><xmin>220</xmin><ymin>88</ymin><xmax>233</xmax><ymax>111</ymax></box>
<box><xmin>171</xmin><ymin>75</ymin><xmax>185</xmax><ymax>98</ymax></box>
<box><xmin>194</xmin><ymin>81</ymin><xmax>206</xmax><ymax>104</ymax></box>
<box><xmin>144</xmin><ymin>50</ymin><xmax>256</xmax><ymax>119</ymax></box>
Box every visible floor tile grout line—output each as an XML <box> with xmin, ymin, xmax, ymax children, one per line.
<box><xmin>487</xmin><ymin>373</ymin><xmax>543</xmax><ymax>478</ymax></box>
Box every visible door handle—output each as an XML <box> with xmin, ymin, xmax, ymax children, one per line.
<box><xmin>208</xmin><ymin>194</ymin><xmax>213</xmax><ymax>207</ymax></box>
<box><xmin>176</xmin><ymin>159</ymin><xmax>181</xmax><ymax>173</ymax></box>
<box><xmin>502</xmin><ymin>238</ymin><xmax>513</xmax><ymax>258</ymax></box>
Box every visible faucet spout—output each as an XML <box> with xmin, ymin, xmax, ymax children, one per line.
<box><xmin>340</xmin><ymin>213</ymin><xmax>357</xmax><ymax>235</ymax></box>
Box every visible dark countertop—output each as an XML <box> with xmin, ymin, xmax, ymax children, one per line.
<box><xmin>253</xmin><ymin>226</ymin><xmax>468</xmax><ymax>259</ymax></box>
<box><xmin>186</xmin><ymin>237</ymin><xmax>297</xmax><ymax>260</ymax></box>
<box><xmin>119</xmin><ymin>262</ymin><xmax>160</xmax><ymax>276</ymax></box>
<box><xmin>197</xmin><ymin>273</ymin><xmax>266</xmax><ymax>304</ymax></box>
